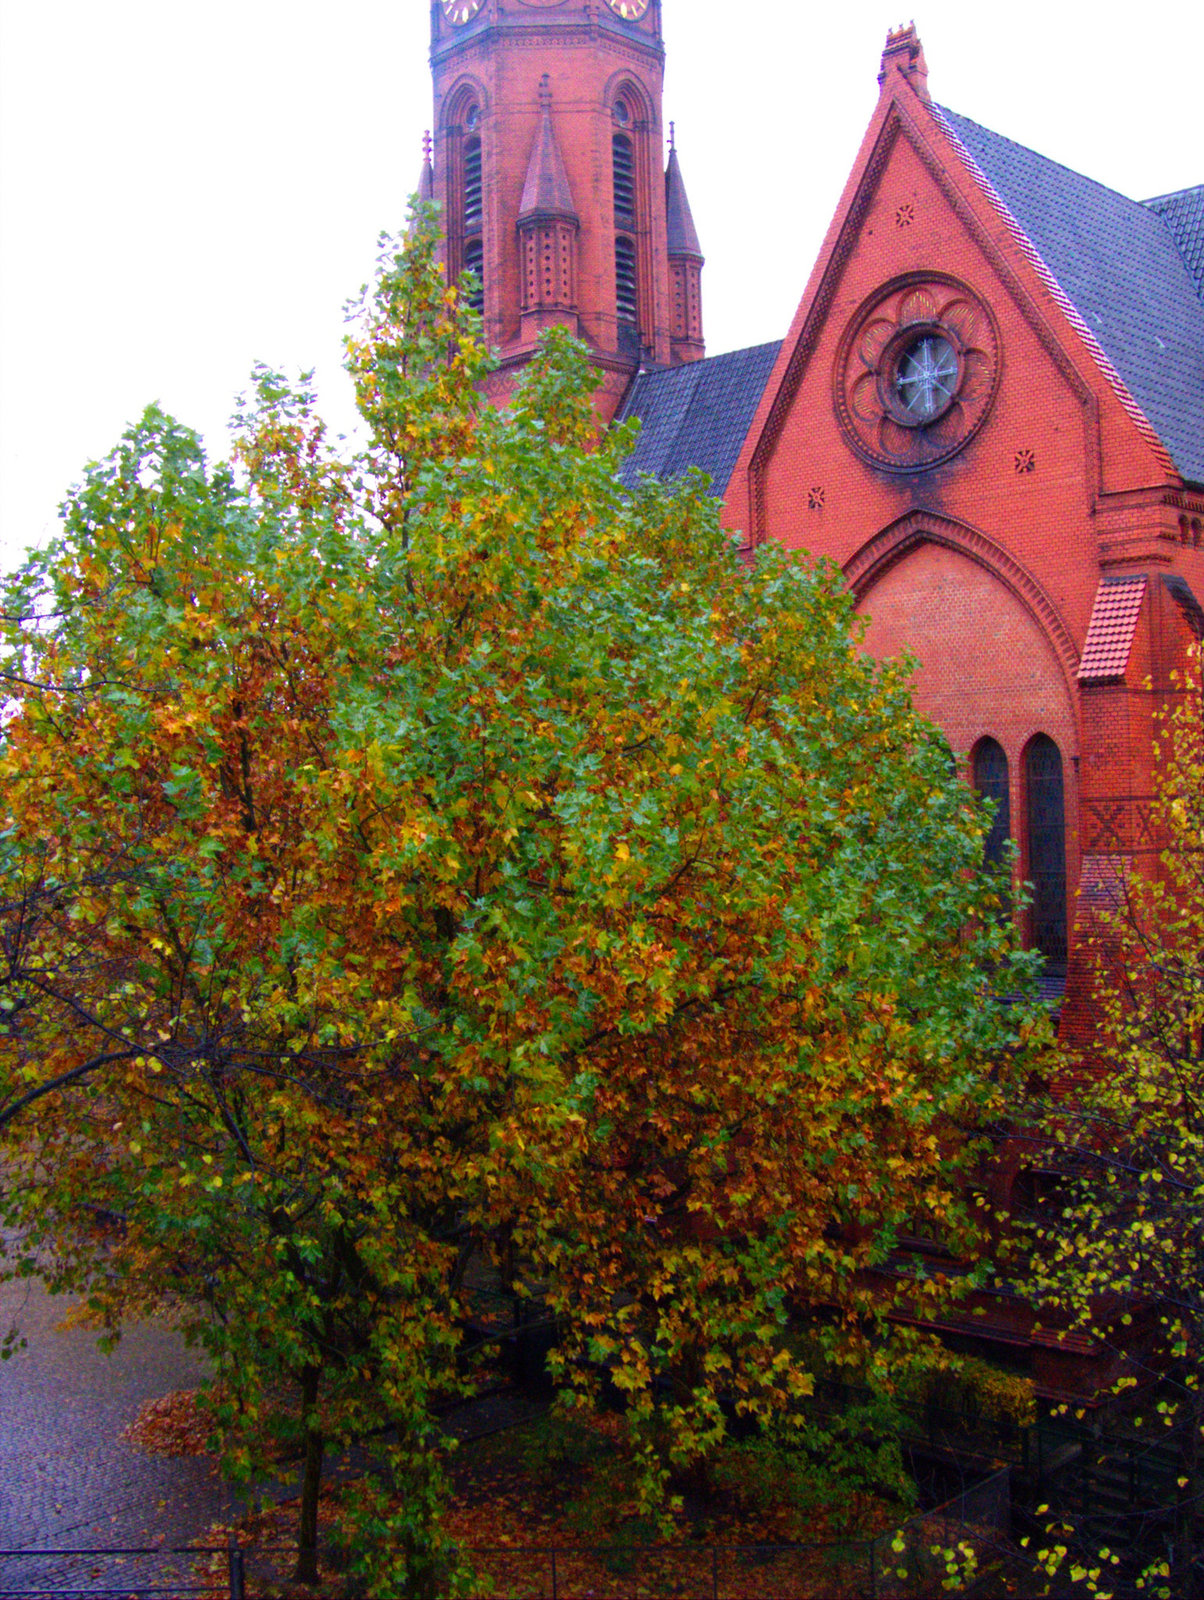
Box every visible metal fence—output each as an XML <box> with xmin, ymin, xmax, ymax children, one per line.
<box><xmin>0</xmin><ymin>1535</ymin><xmax>249</xmax><ymax>1600</ymax></box>
<box><xmin>468</xmin><ymin>1539</ymin><xmax>895</xmax><ymax>1598</ymax></box>
<box><xmin>0</xmin><ymin>1468</ymin><xmax>1022</xmax><ymax>1599</ymax></box>
<box><xmin>463</xmin><ymin>1505</ymin><xmax>1024</xmax><ymax>1599</ymax></box>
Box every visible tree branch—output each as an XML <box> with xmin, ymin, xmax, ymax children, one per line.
<box><xmin>1</xmin><ymin>1048</ymin><xmax>139</xmax><ymax>1132</ymax></box>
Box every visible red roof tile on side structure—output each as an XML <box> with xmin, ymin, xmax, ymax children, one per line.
<box><xmin>1078</xmin><ymin>575</ymin><xmax>1147</xmax><ymax>682</ymax></box>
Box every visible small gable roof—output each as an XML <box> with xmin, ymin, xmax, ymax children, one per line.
<box><xmin>1146</xmin><ymin>186</ymin><xmax>1204</xmax><ymax>303</ymax></box>
<box><xmin>1078</xmin><ymin>574</ymin><xmax>1147</xmax><ymax>683</ymax></box>
<box><xmin>935</xmin><ymin>109</ymin><xmax>1204</xmax><ymax>486</ymax></box>
<box><xmin>617</xmin><ymin>341</ymin><xmax>782</xmax><ymax>497</ymax></box>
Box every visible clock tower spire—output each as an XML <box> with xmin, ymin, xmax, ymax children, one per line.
<box><xmin>429</xmin><ymin>0</ymin><xmax>703</xmax><ymax>420</ymax></box>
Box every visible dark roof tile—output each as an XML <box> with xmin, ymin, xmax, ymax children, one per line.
<box><xmin>616</xmin><ymin>341</ymin><xmax>782</xmax><ymax>498</ymax></box>
<box><xmin>1145</xmin><ymin>186</ymin><xmax>1204</xmax><ymax>304</ymax></box>
<box><xmin>936</xmin><ymin>108</ymin><xmax>1204</xmax><ymax>486</ymax></box>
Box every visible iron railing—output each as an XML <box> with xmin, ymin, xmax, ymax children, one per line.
<box><xmin>0</xmin><ymin>1534</ymin><xmax>248</xmax><ymax>1599</ymax></box>
<box><xmin>0</xmin><ymin>1469</ymin><xmax>1021</xmax><ymax>1599</ymax></box>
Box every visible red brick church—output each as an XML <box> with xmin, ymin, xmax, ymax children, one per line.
<box><xmin>426</xmin><ymin>0</ymin><xmax>1204</xmax><ymax>1037</ymax></box>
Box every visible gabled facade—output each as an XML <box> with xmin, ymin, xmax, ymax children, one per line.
<box><xmin>624</xmin><ymin>26</ymin><xmax>1204</xmax><ymax>1032</ymax></box>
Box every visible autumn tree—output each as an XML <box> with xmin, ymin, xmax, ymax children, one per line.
<box><xmin>1025</xmin><ymin>645</ymin><xmax>1204</xmax><ymax>1600</ymax></box>
<box><xmin>1</xmin><ymin>210</ymin><xmax>1038</xmax><ymax>1593</ymax></box>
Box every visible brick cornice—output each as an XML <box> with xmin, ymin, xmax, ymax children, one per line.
<box><xmin>1163</xmin><ymin>486</ymin><xmax>1204</xmax><ymax>517</ymax></box>
<box><xmin>434</xmin><ymin>21</ymin><xmax>663</xmax><ymax>74</ymax></box>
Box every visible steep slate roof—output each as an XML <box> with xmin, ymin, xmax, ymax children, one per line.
<box><xmin>935</xmin><ymin>108</ymin><xmax>1204</xmax><ymax>486</ymax></box>
<box><xmin>616</xmin><ymin>341</ymin><xmax>782</xmax><ymax>497</ymax></box>
<box><xmin>665</xmin><ymin>147</ymin><xmax>703</xmax><ymax>259</ymax></box>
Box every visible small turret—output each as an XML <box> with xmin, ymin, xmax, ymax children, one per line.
<box><xmin>407</xmin><ymin>132</ymin><xmax>436</xmax><ymax>239</ymax></box>
<box><xmin>517</xmin><ymin>77</ymin><xmax>581</xmax><ymax>342</ymax></box>
<box><xmin>417</xmin><ymin>130</ymin><xmax>435</xmax><ymax>205</ymax></box>
<box><xmin>665</xmin><ymin>126</ymin><xmax>705</xmax><ymax>363</ymax></box>
<box><xmin>519</xmin><ymin>77</ymin><xmax>579</xmax><ymax>225</ymax></box>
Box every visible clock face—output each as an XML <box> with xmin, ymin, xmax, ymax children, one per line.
<box><xmin>607</xmin><ymin>0</ymin><xmax>649</xmax><ymax>18</ymax></box>
<box><xmin>442</xmin><ymin>0</ymin><xmax>485</xmax><ymax>23</ymax></box>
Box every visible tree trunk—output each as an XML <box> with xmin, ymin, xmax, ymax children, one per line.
<box><xmin>384</xmin><ymin>1426</ymin><xmax>450</xmax><ymax>1600</ymax></box>
<box><xmin>670</xmin><ymin>1340</ymin><xmax>716</xmax><ymax>1504</ymax></box>
<box><xmin>294</xmin><ymin>1363</ymin><xmax>324</xmax><ymax>1586</ymax></box>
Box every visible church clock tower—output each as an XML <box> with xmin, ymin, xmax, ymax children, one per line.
<box><xmin>429</xmin><ymin>0</ymin><xmax>704</xmax><ymax>420</ymax></box>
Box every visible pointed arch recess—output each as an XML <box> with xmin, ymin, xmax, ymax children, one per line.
<box><xmin>440</xmin><ymin>75</ymin><xmax>489</xmax><ymax>129</ymax></box>
<box><xmin>602</xmin><ymin>71</ymin><xmax>656</xmax><ymax>127</ymax></box>
<box><xmin>844</xmin><ymin>510</ymin><xmax>1081</xmax><ymax>697</ymax></box>
<box><xmin>601</xmin><ymin>71</ymin><xmax>657</xmax><ymax>359</ymax></box>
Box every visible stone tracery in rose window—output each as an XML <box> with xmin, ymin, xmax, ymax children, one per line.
<box><xmin>834</xmin><ymin>276</ymin><xmax>1000</xmax><ymax>472</ymax></box>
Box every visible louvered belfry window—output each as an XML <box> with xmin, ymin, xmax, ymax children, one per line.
<box><xmin>972</xmin><ymin>738</ymin><xmax>1011</xmax><ymax>871</ymax></box>
<box><xmin>615</xmin><ymin>236</ymin><xmax>638</xmax><ymax>325</ymax></box>
<box><xmin>463</xmin><ymin>237</ymin><xmax>484</xmax><ymax>315</ymax></box>
<box><xmin>457</xmin><ymin>118</ymin><xmax>484</xmax><ymax>314</ymax></box>
<box><xmin>463</xmin><ymin>137</ymin><xmax>483</xmax><ymax>231</ymax></box>
<box><xmin>1025</xmin><ymin>735</ymin><xmax>1067</xmax><ymax>969</ymax></box>
<box><xmin>612</xmin><ymin>134</ymin><xmax>635</xmax><ymax>221</ymax></box>
<box><xmin>611</xmin><ymin>118</ymin><xmax>640</xmax><ymax>344</ymax></box>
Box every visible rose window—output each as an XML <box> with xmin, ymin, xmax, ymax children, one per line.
<box><xmin>834</xmin><ymin>277</ymin><xmax>999</xmax><ymax>471</ymax></box>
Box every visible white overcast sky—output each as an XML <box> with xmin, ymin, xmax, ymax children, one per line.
<box><xmin>1</xmin><ymin>0</ymin><xmax>1200</xmax><ymax>573</ymax></box>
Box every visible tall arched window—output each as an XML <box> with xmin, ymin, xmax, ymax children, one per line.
<box><xmin>972</xmin><ymin>738</ymin><xmax>1011</xmax><ymax>871</ymax></box>
<box><xmin>460</xmin><ymin>129</ymin><xmax>484</xmax><ymax>311</ymax></box>
<box><xmin>1025</xmin><ymin>735</ymin><xmax>1067</xmax><ymax>970</ymax></box>
<box><xmin>444</xmin><ymin>93</ymin><xmax>485</xmax><ymax>313</ymax></box>
<box><xmin>612</xmin><ymin>115</ymin><xmax>639</xmax><ymax>348</ymax></box>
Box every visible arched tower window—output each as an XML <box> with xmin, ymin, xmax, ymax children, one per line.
<box><xmin>460</xmin><ymin>129</ymin><xmax>484</xmax><ymax>315</ymax></box>
<box><xmin>1025</xmin><ymin>735</ymin><xmax>1067</xmax><ymax>970</ymax></box>
<box><xmin>443</xmin><ymin>93</ymin><xmax>485</xmax><ymax>315</ymax></box>
<box><xmin>972</xmin><ymin>738</ymin><xmax>1011</xmax><ymax>872</ymax></box>
<box><xmin>611</xmin><ymin>100</ymin><xmax>642</xmax><ymax>353</ymax></box>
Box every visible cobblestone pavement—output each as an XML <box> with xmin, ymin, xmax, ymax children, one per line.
<box><xmin>0</xmin><ymin>1252</ymin><xmax>551</xmax><ymax>1594</ymax></box>
<box><xmin>0</xmin><ymin>1265</ymin><xmax>237</xmax><ymax>1594</ymax></box>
